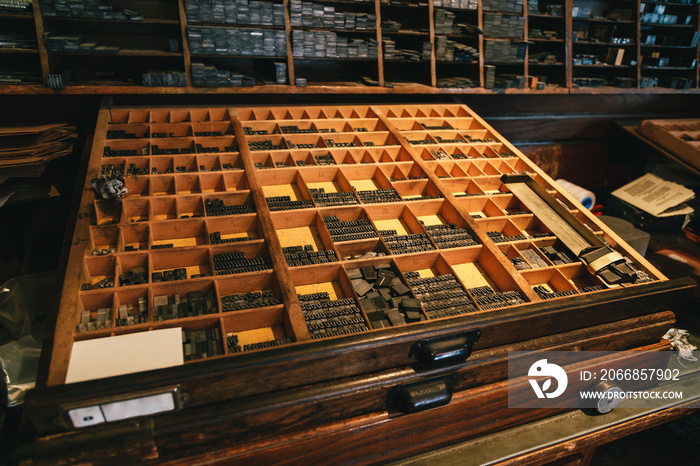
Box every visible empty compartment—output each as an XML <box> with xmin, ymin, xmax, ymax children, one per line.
<box><xmin>207</xmin><ymin>108</ymin><xmax>231</xmax><ymax>122</ymax></box>
<box><xmin>442</xmin><ymin>247</ymin><xmax>528</xmax><ymax>310</ymax></box>
<box><xmin>150</xmin><ymin>123</ymin><xmax>192</xmax><ymax>138</ymax></box>
<box><xmin>222</xmin><ymin>306</ymin><xmax>293</xmax><ymax>354</ymax></box>
<box><xmin>394</xmin><ymin>252</ymin><xmax>477</xmax><ymax>319</ymax></box>
<box><xmin>88</xmin><ymin>226</ymin><xmax>119</xmax><ymax>255</ymax></box>
<box><xmin>473</xmin><ymin>176</ymin><xmax>511</xmax><ymax>195</ymax></box>
<box><xmin>109</xmin><ymin>109</ymin><xmax>131</xmax><ymax>124</ymax></box>
<box><xmin>441</xmin><ymin>178</ymin><xmax>485</xmax><ymax>198</ymax></box>
<box><xmin>82</xmin><ymin>255</ymin><xmax>116</xmax><ymax>290</ymax></box>
<box><xmin>271</xmin><ymin>210</ymin><xmax>338</xmax><ymax>267</ymax></box>
<box><xmin>75</xmin><ymin>292</ymin><xmax>115</xmax><ymax>333</ymax></box>
<box><xmin>496</xmin><ymin>194</ymin><xmax>532</xmax><ymax>217</ymax></box>
<box><xmin>428</xmin><ymin>161</ymin><xmax>466</xmax><ymax>179</ymax></box>
<box><xmin>147</xmin><ymin>109</ymin><xmax>170</xmax><ymax>123</ymax></box>
<box><xmin>313</xmin><ymin>120</ymin><xmax>353</xmax><ymax>133</ymax></box>
<box><xmin>206</xmin><ymin>215</ymin><xmax>261</xmax><ymax>244</ymax></box>
<box><xmin>268</xmin><ymin>151</ymin><xmax>299</xmax><ymax>168</ymax></box>
<box><xmin>511</xmin><ymin>216</ymin><xmax>556</xmax><ymax>240</ymax></box>
<box><xmin>151</xmin><ymin>248</ymin><xmax>212</xmax><ymax>282</ymax></box>
<box><xmin>151</xmin><ymin>197</ymin><xmax>178</xmax><ymax>221</ymax></box>
<box><xmin>522</xmin><ymin>268</ymin><xmax>579</xmax><ymax>301</ymax></box>
<box><xmin>484</xmin><ymin>143</ymin><xmax>516</xmax><ymax>159</ymax></box>
<box><xmin>150</xmin><ymin>176</ymin><xmax>176</xmax><ymax>196</ymax></box>
<box><xmin>211</xmin><ymin>241</ymin><xmax>272</xmax><ymax>276</ymax></box>
<box><xmin>203</xmin><ymin>192</ymin><xmax>256</xmax><ymax>217</ymax></box>
<box><xmin>222</xmin><ymin>172</ymin><xmax>248</xmax><ymax>191</ymax></box>
<box><xmin>393</xmin><ymin>179</ymin><xmax>443</xmax><ymax>202</ymax></box>
<box><xmin>189</xmin><ymin>108</ymin><xmax>209</xmax><ymax>122</ymax></box>
<box><xmin>218</xmin><ymin>272</ymin><xmax>284</xmax><ymax>312</ymax></box>
<box><xmin>293</xmin><ymin>263</ymin><xmax>370</xmax><ymax>337</ymax></box>
<box><xmin>151</xmin><ymin>219</ymin><xmax>208</xmax><ymax>249</ymax></box>
<box><xmin>152</xmin><ymin>280</ymin><xmax>219</xmax><ymax>322</ymax></box>
<box><xmin>123</xmin><ymin>177</ymin><xmax>149</xmax><ymax>197</ymax></box>
<box><xmin>121</xmin><ymin>198</ymin><xmax>150</xmax><ymax>223</ymax></box>
<box><xmin>377</xmin><ymin>146</ymin><xmax>414</xmax><ymax>162</ymax></box>
<box><xmin>114</xmin><ymin>288</ymin><xmax>149</xmax><ymax>327</ymax></box>
<box><xmin>175</xmin><ymin>174</ymin><xmax>202</xmax><ymax>194</ymax></box>
<box><xmin>328</xmin><ymin>106</ymin><xmax>374</xmax><ymax>119</ymax></box>
<box><xmin>407</xmin><ymin>199</ymin><xmax>479</xmax><ymax>248</ymax></box>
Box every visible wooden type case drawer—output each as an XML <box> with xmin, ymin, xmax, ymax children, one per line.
<box><xmin>23</xmin><ymin>103</ymin><xmax>694</xmax><ymax>462</ymax></box>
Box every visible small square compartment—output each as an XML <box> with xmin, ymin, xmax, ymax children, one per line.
<box><xmin>217</xmin><ymin>271</ymin><xmax>283</xmax><ymax>312</ymax></box>
<box><xmin>192</xmin><ymin>121</ymin><xmax>234</xmax><ymax>136</ymax></box>
<box><xmin>167</xmin><ymin>109</ymin><xmax>191</xmax><ymax>123</ymax></box>
<box><xmin>462</xmin><ymin>129</ymin><xmax>494</xmax><ymax>142</ymax></box>
<box><xmin>514</xmin><ymin>243</ymin><xmax>554</xmax><ymax>269</ymax></box>
<box><xmin>313</xmin><ymin>120</ymin><xmax>353</xmax><ymax>133</ymax></box>
<box><xmin>120</xmin><ymin>224</ymin><xmax>149</xmax><ymax>252</ymax></box>
<box><xmin>175</xmin><ymin>174</ymin><xmax>202</xmax><ymax>194</ymax></box>
<box><xmin>428</xmin><ymin>161</ymin><xmax>466</xmax><ymax>179</ymax></box>
<box><xmin>265</xmin><ymin>150</ymin><xmax>296</xmax><ymax>168</ymax></box>
<box><xmin>220</xmin><ymin>153</ymin><xmax>244</xmax><ymax>170</ymax></box>
<box><xmin>123</xmin><ymin>177</ymin><xmax>149</xmax><ymax>197</ymax></box>
<box><xmin>329</xmin><ymin>106</ymin><xmax>374</xmax><ymax>119</ymax></box>
<box><xmin>561</xmin><ymin>264</ymin><xmax>607</xmax><ymax>294</ymax></box>
<box><xmin>196</xmin><ymin>154</ymin><xmax>223</xmax><ymax>172</ymax></box>
<box><xmin>149</xmin><ymin>156</ymin><xmax>175</xmax><ymax>175</ymax></box>
<box><xmin>271</xmin><ymin>210</ymin><xmax>338</xmax><ymax>266</ymax></box>
<box><xmin>121</xmin><ymin>198</ymin><xmax>150</xmax><ymax>223</ymax></box>
<box><xmin>455</xmin><ymin>160</ymin><xmax>487</xmax><ymax>177</ymax></box>
<box><xmin>459</xmin><ymin>197</ymin><xmax>507</xmax><ymax>219</ymax></box>
<box><xmin>430</xmin><ymin>131</ymin><xmax>468</xmax><ymax>145</ymax></box>
<box><xmin>378</xmin><ymin>146</ymin><xmax>414</xmax><ymax>162</ymax></box>
<box><xmin>206</xmin><ymin>215</ymin><xmax>261</xmax><ymax>244</ymax></box>
<box><xmin>285</xmin><ymin>134</ymin><xmax>329</xmax><ymax>150</ymax></box>
<box><xmin>440</xmin><ymin>146</ymin><xmax>473</xmax><ymax>161</ymax></box>
<box><xmin>75</xmin><ymin>292</ymin><xmax>115</xmax><ymax>334</ymax></box>
<box><xmin>150</xmin><ymin>176</ymin><xmax>176</xmax><ymax>196</ymax></box>
<box><xmin>151</xmin><ymin>197</ymin><xmax>178</xmax><ymax>221</ymax></box>
<box><xmin>407</xmin><ymin>199</ymin><xmax>479</xmax><ymax>249</ymax></box>
<box><xmin>402</xmin><ymin>131</ymin><xmax>438</xmax><ymax>147</ymax></box>
<box><xmin>150</xmin><ymin>139</ymin><xmax>195</xmax><ymax>156</ymax></box>
<box><xmin>198</xmin><ymin>173</ymin><xmax>230</xmax><ymax>194</ymax></box>
<box><xmin>152</xmin><ymin>280</ymin><xmax>219</xmax><ymax>323</ymax></box>
<box><xmin>203</xmin><ymin>192</ymin><xmax>256</xmax><ymax>217</ymax></box>
<box><xmin>147</xmin><ymin>109</ymin><xmax>169</xmax><ymax>123</ymax></box>
<box><xmin>181</xmin><ymin>319</ymin><xmax>225</xmax><ymax>362</ymax></box>
<box><xmin>109</xmin><ymin>109</ymin><xmax>130</xmax><ymax>124</ymax></box>
<box><xmin>151</xmin><ymin>219</ymin><xmax>208</xmax><ymax>249</ymax></box>
<box><xmin>299</xmin><ymin>167</ymin><xmax>359</xmax><ymax>207</ymax></box>
<box><xmin>444</xmin><ymin>117</ymin><xmax>481</xmax><ymax>130</ymax></box>
<box><xmin>473</xmin><ymin>176</ymin><xmax>511</xmax><ymax>195</ymax></box>
<box><xmin>499</xmin><ymin>244</ymin><xmax>534</xmax><ymax>271</ymax></box>
<box><xmin>321</xmin><ymin>206</ymin><xmax>379</xmax><ymax>244</ymax></box>
<box><xmin>349</xmin><ymin>119</ymin><xmax>389</xmax><ymax>132</ymax></box>
<box><xmin>211</xmin><ymin>241</ymin><xmax>272</xmax><ymax>276</ymax></box>
<box><xmin>478</xmin><ymin>218</ymin><xmax>528</xmax><ymax>243</ymax></box>
<box><xmin>195</xmin><ymin>136</ymin><xmax>238</xmax><ymax>154</ymax></box>
<box><xmin>511</xmin><ymin>216</ymin><xmax>556</xmax><ymax>240</ymax></box>
<box><xmin>279</xmin><ymin>120</ymin><xmax>316</xmax><ymax>133</ymax></box>
<box><xmin>462</xmin><ymin>145</ymin><xmax>490</xmax><ymax>159</ymax></box>
<box><xmin>151</xmin><ymin>248</ymin><xmax>211</xmax><ymax>282</ymax></box>
<box><xmin>366</xmin><ymin>204</ymin><xmax>436</xmax><ymax>255</ymax></box>
<box><xmin>207</xmin><ymin>108</ymin><xmax>231</xmax><ymax>122</ymax></box>
<box><xmin>222</xmin><ymin>307</ymin><xmax>293</xmax><ymax>354</ymax></box>
<box><xmin>114</xmin><ymin>288</ymin><xmax>149</xmax><ymax>327</ymax></box>
<box><xmin>82</xmin><ymin>255</ymin><xmax>116</xmax><ymax>289</ymax></box>
<box><xmin>484</xmin><ymin>143</ymin><xmax>516</xmax><ymax>159</ymax></box>
<box><xmin>246</xmin><ymin>135</ymin><xmax>287</xmax><ymax>152</ymax></box>
<box><xmin>88</xmin><ymin>226</ymin><xmax>119</xmax><ymax>255</ymax></box>
<box><xmin>442</xmin><ymin>178</ymin><xmax>485</xmax><ymax>198</ymax></box>
<box><xmin>393</xmin><ymin>179</ymin><xmax>443</xmax><ymax>202</ymax></box>
<box><xmin>258</xmin><ymin>170</ymin><xmax>313</xmax><ymax>211</ymax></box>
<box><xmin>342</xmin><ymin>165</ymin><xmax>396</xmax><ymax>202</ymax></box>
<box><xmin>251</xmin><ymin>152</ymin><xmax>276</xmax><ymax>169</ymax></box>
<box><xmin>223</xmin><ymin>172</ymin><xmax>248</xmax><ymax>191</ymax></box>
<box><xmin>357</xmin><ymin>132</ymin><xmax>400</xmax><ymax>147</ymax></box>
<box><xmin>106</xmin><ymin>124</ymin><xmax>149</xmax><ymax>139</ymax></box>
<box><xmin>103</xmin><ymin>139</ymin><xmax>149</xmax><ymax>157</ymax></box>
<box><xmin>177</xmin><ymin>196</ymin><xmax>205</xmax><ymax>219</ymax></box>
<box><xmin>321</xmin><ymin>133</ymin><xmax>362</xmax><ymax>149</ymax></box>
<box><xmin>241</xmin><ymin>121</ymin><xmax>280</xmax><ymax>135</ymax></box>
<box><xmin>336</xmin><ymin>240</ymin><xmax>390</xmax><ymax>261</ymax></box>
<box><xmin>442</xmin><ymin>247</ymin><xmax>528</xmax><ymax>310</ymax></box>
<box><xmin>394</xmin><ymin>252</ymin><xmax>477</xmax><ymax>319</ymax></box>
<box><xmin>292</xmin><ymin>263</ymin><xmax>359</xmax><ymax>303</ymax></box>
<box><xmin>117</xmin><ymin>253</ymin><xmax>149</xmax><ymax>287</ymax></box>
<box><xmin>150</xmin><ymin>123</ymin><xmax>192</xmax><ymax>138</ymax></box>
<box><xmin>522</xmin><ymin>269</ymin><xmax>579</xmax><ymax>301</ymax></box>
<box><xmin>122</xmin><ymin>157</ymin><xmax>149</xmax><ymax>176</ymax></box>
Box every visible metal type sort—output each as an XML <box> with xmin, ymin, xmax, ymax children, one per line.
<box><xmin>185</xmin><ymin>0</ymin><xmax>285</xmax><ymax>26</ymax></box>
<box><xmin>183</xmin><ymin>327</ymin><xmax>223</xmax><ymax>361</ymax></box>
<box><xmin>191</xmin><ymin>63</ymin><xmax>255</xmax><ymax>87</ymax></box>
<box><xmin>91</xmin><ymin>248</ymin><xmax>117</xmax><ymax>256</ymax></box>
<box><xmin>355</xmin><ymin>188</ymin><xmax>402</xmax><ymax>204</ymax></box>
<box><xmin>209</xmin><ymin>232</ymin><xmax>256</xmax><ymax>244</ymax></box>
<box><xmin>80</xmin><ymin>277</ymin><xmax>113</xmax><ymax>290</ymax></box>
<box><xmin>533</xmin><ymin>285</ymin><xmax>578</xmax><ymax>300</ymax></box>
<box><xmin>152</xmin><ymin>268</ymin><xmax>190</xmax><ymax>282</ymax></box>
<box><xmin>510</xmin><ymin>256</ymin><xmax>531</xmax><ymax>270</ymax></box>
<box><xmin>213</xmin><ymin>251</ymin><xmax>272</xmax><ymax>274</ymax></box>
<box><xmin>76</xmin><ymin>306</ymin><xmax>112</xmax><ymax>332</ymax></box>
<box><xmin>40</xmin><ymin>0</ymin><xmax>135</xmax><ymax>19</ymax></box>
<box><xmin>520</xmin><ymin>248</ymin><xmax>549</xmax><ymax>268</ymax></box>
<box><xmin>314</xmin><ymin>154</ymin><xmax>336</xmax><ymax>165</ymax></box>
<box><xmin>266</xmin><ymin>195</ymin><xmax>314</xmax><ymax>211</ymax></box>
<box><xmin>323</xmin><ymin>215</ymin><xmax>378</xmax><ymax>242</ymax></box>
<box><xmin>433</xmin><ymin>0</ymin><xmax>477</xmax><ymax>8</ymax></box>
<box><xmin>483</xmin><ymin>39</ymin><xmax>527</xmax><ymax>63</ymax></box>
<box><xmin>141</xmin><ymin>71</ymin><xmax>187</xmax><ymax>87</ymax></box>
<box><xmin>405</xmin><ymin>271</ymin><xmax>477</xmax><ymax>318</ymax></box>
<box><xmin>350</xmin><ymin>265</ymin><xmax>425</xmax><ymax>328</ymax></box>
<box><xmin>151</xmin><ymin>244</ymin><xmax>174</xmax><ymax>250</ymax></box>
<box><xmin>154</xmin><ymin>291</ymin><xmax>217</xmax><ymax>321</ymax></box>
<box><xmin>282</xmin><ymin>245</ymin><xmax>338</xmax><ymax>266</ymax></box>
<box><xmin>291</xmin><ymin>30</ymin><xmax>378</xmax><ymax>59</ymax></box>
<box><xmin>119</xmin><ymin>266</ymin><xmax>147</xmax><ymax>286</ymax></box>
<box><xmin>423</xmin><ymin>223</ymin><xmax>478</xmax><ymax>248</ymax></box>
<box><xmin>290</xmin><ymin>0</ymin><xmax>376</xmax><ymax>31</ymax></box>
<box><xmin>537</xmin><ymin>244</ymin><xmax>576</xmax><ymax>265</ymax></box>
<box><xmin>309</xmin><ymin>188</ymin><xmax>358</xmax><ymax>206</ymax></box>
<box><xmin>487</xmin><ymin>231</ymin><xmax>528</xmax><ymax>243</ymax></box>
<box><xmin>106</xmin><ymin>130</ymin><xmax>138</xmax><ymax>139</ymax></box>
<box><xmin>205</xmin><ymin>198</ymin><xmax>256</xmax><ymax>216</ymax></box>
<box><xmin>380</xmin><ymin>230</ymin><xmax>436</xmax><ymax>254</ymax></box>
<box><xmin>221</xmin><ymin>290</ymin><xmax>281</xmax><ymax>311</ymax></box>
<box><xmin>483</xmin><ymin>13</ymin><xmax>525</xmax><ymax>39</ymax></box>
<box><xmin>104</xmin><ymin>146</ymin><xmax>140</xmax><ymax>157</ymax></box>
<box><xmin>248</xmin><ymin>139</ymin><xmax>286</xmax><ymax>150</ymax></box>
<box><xmin>482</xmin><ymin>0</ymin><xmax>523</xmax><ymax>13</ymax></box>
<box><xmin>468</xmin><ymin>285</ymin><xmax>525</xmax><ymax>310</ymax></box>
<box><xmin>299</xmin><ymin>292</ymin><xmax>369</xmax><ymax>338</ymax></box>
<box><xmin>187</xmin><ymin>27</ymin><xmax>287</xmax><ymax>57</ymax></box>
<box><xmin>227</xmin><ymin>334</ymin><xmax>293</xmax><ymax>353</ymax></box>
<box><xmin>115</xmin><ymin>296</ymin><xmax>148</xmax><ymax>326</ymax></box>
<box><xmin>196</xmin><ymin>143</ymin><xmax>238</xmax><ymax>153</ymax></box>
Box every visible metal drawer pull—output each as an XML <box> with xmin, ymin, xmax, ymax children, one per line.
<box><xmin>388</xmin><ymin>377</ymin><xmax>454</xmax><ymax>414</ymax></box>
<box><xmin>410</xmin><ymin>329</ymin><xmax>481</xmax><ymax>363</ymax></box>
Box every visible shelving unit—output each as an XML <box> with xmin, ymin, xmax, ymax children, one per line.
<box><xmin>1</xmin><ymin>0</ymin><xmax>700</xmax><ymax>92</ymax></box>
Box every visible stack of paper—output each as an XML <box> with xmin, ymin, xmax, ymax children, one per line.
<box><xmin>612</xmin><ymin>173</ymin><xmax>694</xmax><ymax>218</ymax></box>
<box><xmin>0</xmin><ymin>123</ymin><xmax>78</xmax><ymax>179</ymax></box>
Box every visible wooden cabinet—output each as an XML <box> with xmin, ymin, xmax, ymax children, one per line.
<box><xmin>19</xmin><ymin>101</ymin><xmax>693</xmax><ymax>464</ymax></box>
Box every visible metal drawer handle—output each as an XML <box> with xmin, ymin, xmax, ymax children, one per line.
<box><xmin>387</xmin><ymin>377</ymin><xmax>454</xmax><ymax>414</ymax></box>
<box><xmin>410</xmin><ymin>329</ymin><xmax>481</xmax><ymax>363</ymax></box>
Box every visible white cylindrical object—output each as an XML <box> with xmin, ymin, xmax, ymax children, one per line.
<box><xmin>555</xmin><ymin>179</ymin><xmax>596</xmax><ymax>210</ymax></box>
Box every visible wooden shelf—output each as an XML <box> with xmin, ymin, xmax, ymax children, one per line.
<box><xmin>40</xmin><ymin>16</ymin><xmax>180</xmax><ymax>25</ymax></box>
<box><xmin>0</xmin><ymin>12</ymin><xmax>34</xmax><ymax>19</ymax></box>
<box><xmin>48</xmin><ymin>49</ymin><xmax>182</xmax><ymax>57</ymax></box>
<box><xmin>0</xmin><ymin>48</ymin><xmax>38</xmax><ymax>54</ymax></box>
<box><xmin>572</xmin><ymin>17</ymin><xmax>636</xmax><ymax>24</ymax></box>
<box><xmin>573</xmin><ymin>42</ymin><xmax>636</xmax><ymax>47</ymax></box>
<box><xmin>187</xmin><ymin>22</ymin><xmax>285</xmax><ymax>30</ymax></box>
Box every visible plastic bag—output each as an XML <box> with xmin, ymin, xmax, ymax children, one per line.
<box><xmin>0</xmin><ymin>272</ymin><xmax>54</xmax><ymax>407</ymax></box>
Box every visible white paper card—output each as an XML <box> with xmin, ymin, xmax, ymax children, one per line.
<box><xmin>612</xmin><ymin>173</ymin><xmax>695</xmax><ymax>217</ymax></box>
<box><xmin>65</xmin><ymin>328</ymin><xmax>184</xmax><ymax>384</ymax></box>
